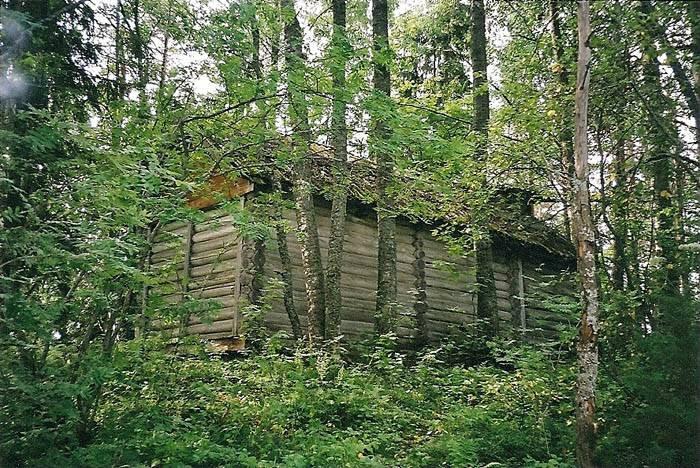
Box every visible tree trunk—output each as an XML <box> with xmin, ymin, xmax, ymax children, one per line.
<box><xmin>282</xmin><ymin>0</ymin><xmax>326</xmax><ymax>340</ymax></box>
<box><xmin>571</xmin><ymin>2</ymin><xmax>598</xmax><ymax>467</ymax></box>
<box><xmin>638</xmin><ymin>1</ymin><xmax>680</xmax><ymax>295</ymax></box>
<box><xmin>272</xmin><ymin>177</ymin><xmax>302</xmax><ymax>340</ymax></box>
<box><xmin>549</xmin><ymin>0</ymin><xmax>577</xmax><ymax>244</ymax></box>
<box><xmin>470</xmin><ymin>0</ymin><xmax>497</xmax><ymax>333</ymax></box>
<box><xmin>325</xmin><ymin>0</ymin><xmax>349</xmax><ymax>339</ymax></box>
<box><xmin>372</xmin><ymin>0</ymin><xmax>397</xmax><ymax>335</ymax></box>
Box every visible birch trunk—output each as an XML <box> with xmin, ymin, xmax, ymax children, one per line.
<box><xmin>571</xmin><ymin>2</ymin><xmax>599</xmax><ymax>466</ymax></box>
<box><xmin>282</xmin><ymin>0</ymin><xmax>326</xmax><ymax>340</ymax></box>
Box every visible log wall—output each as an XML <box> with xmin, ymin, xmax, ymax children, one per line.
<box><xmin>150</xmin><ymin>208</ymin><xmax>244</xmax><ymax>340</ymax></box>
<box><xmin>150</xmin><ymin>196</ymin><xmax>575</xmax><ymax>343</ymax></box>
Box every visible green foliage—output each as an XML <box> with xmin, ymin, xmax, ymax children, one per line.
<box><xmin>2</xmin><ymin>337</ymin><xmax>578</xmax><ymax>467</ymax></box>
<box><xmin>596</xmin><ymin>293</ymin><xmax>699</xmax><ymax>467</ymax></box>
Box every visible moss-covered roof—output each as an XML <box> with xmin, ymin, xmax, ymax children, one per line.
<box><xmin>230</xmin><ymin>147</ymin><xmax>575</xmax><ymax>261</ymax></box>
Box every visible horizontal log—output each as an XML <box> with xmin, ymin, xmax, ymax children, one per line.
<box><xmin>426</xmin><ymin>287</ymin><xmax>474</xmax><ymax>305</ymax></box>
<box><xmin>194</xmin><ymin>214</ymin><xmax>234</xmax><ymax>232</ymax></box>
<box><xmin>264</xmin><ymin>312</ymin><xmax>309</xmax><ymax>329</ymax></box>
<box><xmin>199</xmin><ymin>330</ymin><xmax>239</xmax><ymax>340</ymax></box>
<box><xmin>189</xmin><ymin>273</ymin><xmax>237</xmax><ymax>290</ymax></box>
<box><xmin>192</xmin><ymin>224</ymin><xmax>236</xmax><ymax>243</ymax></box>
<box><xmin>425</xmin><ymin>262</ymin><xmax>475</xmax><ymax>284</ymax></box>
<box><xmin>152</xmin><ymin>239</ymin><xmax>183</xmax><ymax>254</ymax></box>
<box><xmin>495</xmin><ymin>279</ymin><xmax>510</xmax><ymax>293</ymax></box>
<box><xmin>427</xmin><ymin>319</ymin><xmax>466</xmax><ymax>335</ymax></box>
<box><xmin>191</xmin><ymin>236</ymin><xmax>239</xmax><ymax>255</ymax></box>
<box><xmin>426</xmin><ymin>308</ymin><xmax>474</xmax><ymax>325</ymax></box>
<box><xmin>190</xmin><ymin>249</ymin><xmax>238</xmax><ymax>267</ymax></box>
<box><xmin>497</xmin><ymin>310</ymin><xmax>512</xmax><ymax>322</ymax></box>
<box><xmin>158</xmin><ymin>221</ymin><xmax>189</xmax><ymax>234</ymax></box>
<box><xmin>157</xmin><ymin>268</ymin><xmax>187</xmax><ymax>283</ymax></box>
<box><xmin>187</xmin><ymin>307</ymin><xmax>238</xmax><ymax>326</ymax></box>
<box><xmin>186</xmin><ymin>319</ymin><xmax>235</xmax><ymax>336</ymax></box>
<box><xmin>424</xmin><ymin>279</ymin><xmax>472</xmax><ymax>295</ymax></box>
<box><xmin>496</xmin><ymin>289</ymin><xmax>511</xmax><ymax>300</ymax></box>
<box><xmin>497</xmin><ymin>297</ymin><xmax>512</xmax><ymax>311</ymax></box>
<box><xmin>190</xmin><ymin>260</ymin><xmax>237</xmax><ymax>278</ymax></box>
<box><xmin>340</xmin><ymin>319</ymin><xmax>375</xmax><ymax>334</ymax></box>
<box><xmin>191</xmin><ymin>284</ymin><xmax>236</xmax><ymax>300</ymax></box>
<box><xmin>494</xmin><ymin>270</ymin><xmax>509</xmax><ymax>282</ymax></box>
<box><xmin>201</xmin><ymin>208</ymin><xmax>231</xmax><ymax>221</ymax></box>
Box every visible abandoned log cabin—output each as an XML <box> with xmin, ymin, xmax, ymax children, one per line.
<box><xmin>147</xmin><ymin>157</ymin><xmax>576</xmax><ymax>345</ymax></box>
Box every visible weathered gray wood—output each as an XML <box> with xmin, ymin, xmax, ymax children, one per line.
<box><xmin>426</xmin><ymin>288</ymin><xmax>475</xmax><ymax>306</ymax></box>
<box><xmin>191</xmin><ymin>284</ymin><xmax>236</xmax><ymax>300</ymax></box>
<box><xmin>188</xmin><ymin>307</ymin><xmax>238</xmax><ymax>325</ymax></box>
<box><xmin>496</xmin><ymin>289</ymin><xmax>510</xmax><ymax>299</ymax></box>
<box><xmin>496</xmin><ymin>297</ymin><xmax>511</xmax><ymax>311</ymax></box>
<box><xmin>182</xmin><ymin>222</ymin><xmax>194</xmax><ymax>296</ymax></box>
<box><xmin>190</xmin><ymin>249</ymin><xmax>238</xmax><ymax>267</ymax></box>
<box><xmin>192</xmin><ymin>224</ymin><xmax>236</xmax><ymax>243</ymax></box>
<box><xmin>185</xmin><ymin>319</ymin><xmax>236</xmax><ymax>335</ymax></box>
<box><xmin>340</xmin><ymin>319</ymin><xmax>374</xmax><ymax>334</ymax></box>
<box><xmin>498</xmin><ymin>310</ymin><xmax>512</xmax><ymax>322</ymax></box>
<box><xmin>495</xmin><ymin>279</ymin><xmax>510</xmax><ymax>292</ymax></box>
<box><xmin>518</xmin><ymin>259</ymin><xmax>527</xmax><ymax>331</ymax></box>
<box><xmin>189</xmin><ymin>273</ymin><xmax>237</xmax><ymax>290</ymax></box>
<box><xmin>191</xmin><ymin>236</ymin><xmax>239</xmax><ymax>255</ymax></box>
<box><xmin>190</xmin><ymin>260</ymin><xmax>237</xmax><ymax>278</ymax></box>
<box><xmin>193</xmin><ymin>214</ymin><xmax>234</xmax><ymax>232</ymax></box>
<box><xmin>426</xmin><ymin>308</ymin><xmax>473</xmax><ymax>324</ymax></box>
<box><xmin>494</xmin><ymin>270</ymin><xmax>509</xmax><ymax>282</ymax></box>
<box><xmin>232</xmin><ymin>197</ymin><xmax>245</xmax><ymax>336</ymax></box>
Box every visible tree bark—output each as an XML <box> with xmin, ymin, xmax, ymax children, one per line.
<box><xmin>571</xmin><ymin>2</ymin><xmax>599</xmax><ymax>467</ymax></box>
<box><xmin>272</xmin><ymin>178</ymin><xmax>302</xmax><ymax>340</ymax></box>
<box><xmin>282</xmin><ymin>0</ymin><xmax>326</xmax><ymax>340</ymax></box>
<box><xmin>372</xmin><ymin>0</ymin><xmax>397</xmax><ymax>335</ymax></box>
<box><xmin>470</xmin><ymin>0</ymin><xmax>497</xmax><ymax>333</ymax></box>
<box><xmin>549</xmin><ymin>0</ymin><xmax>577</xmax><ymax>244</ymax></box>
<box><xmin>325</xmin><ymin>0</ymin><xmax>349</xmax><ymax>339</ymax></box>
<box><xmin>638</xmin><ymin>0</ymin><xmax>680</xmax><ymax>295</ymax></box>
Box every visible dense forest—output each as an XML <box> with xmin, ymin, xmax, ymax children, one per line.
<box><xmin>1</xmin><ymin>0</ymin><xmax>698</xmax><ymax>466</ymax></box>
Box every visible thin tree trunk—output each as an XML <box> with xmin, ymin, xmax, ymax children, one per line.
<box><xmin>571</xmin><ymin>2</ymin><xmax>598</xmax><ymax>466</ymax></box>
<box><xmin>260</xmin><ymin>5</ymin><xmax>300</xmax><ymax>339</ymax></box>
<box><xmin>372</xmin><ymin>0</ymin><xmax>397</xmax><ymax>335</ymax></box>
<box><xmin>550</xmin><ymin>0</ymin><xmax>577</xmax><ymax>244</ymax></box>
<box><xmin>470</xmin><ymin>0</ymin><xmax>497</xmax><ymax>333</ymax></box>
<box><xmin>282</xmin><ymin>0</ymin><xmax>326</xmax><ymax>340</ymax></box>
<box><xmin>638</xmin><ymin>1</ymin><xmax>680</xmax><ymax>295</ymax></box>
<box><xmin>325</xmin><ymin>0</ymin><xmax>349</xmax><ymax>339</ymax></box>
<box><xmin>272</xmin><ymin>177</ymin><xmax>302</xmax><ymax>340</ymax></box>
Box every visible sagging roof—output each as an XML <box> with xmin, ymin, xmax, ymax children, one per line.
<box><xmin>190</xmin><ymin>148</ymin><xmax>575</xmax><ymax>261</ymax></box>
